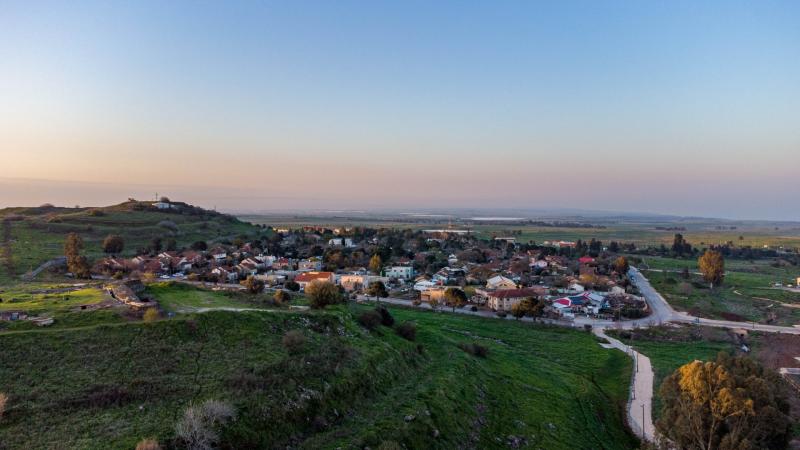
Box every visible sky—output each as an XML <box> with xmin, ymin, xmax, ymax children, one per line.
<box><xmin>1</xmin><ymin>1</ymin><xmax>798</xmax><ymax>220</ymax></box>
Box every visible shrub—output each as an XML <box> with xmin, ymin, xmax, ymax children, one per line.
<box><xmin>459</xmin><ymin>342</ymin><xmax>489</xmax><ymax>358</ymax></box>
<box><xmin>284</xmin><ymin>281</ymin><xmax>300</xmax><ymax>292</ymax></box>
<box><xmin>495</xmin><ymin>311</ymin><xmax>507</xmax><ymax>318</ymax></box>
<box><xmin>175</xmin><ymin>399</ymin><xmax>236</xmax><ymax>450</ymax></box>
<box><xmin>0</xmin><ymin>392</ymin><xmax>7</xmax><ymax>420</ymax></box>
<box><xmin>395</xmin><ymin>321</ymin><xmax>416</xmax><ymax>341</ymax></box>
<box><xmin>358</xmin><ymin>310</ymin><xmax>382</xmax><ymax>330</ymax></box>
<box><xmin>677</xmin><ymin>282</ymin><xmax>693</xmax><ymax>296</ymax></box>
<box><xmin>273</xmin><ymin>289</ymin><xmax>291</xmax><ymax>304</ymax></box>
<box><xmin>306</xmin><ymin>281</ymin><xmax>343</xmax><ymax>309</ymax></box>
<box><xmin>375</xmin><ymin>306</ymin><xmax>394</xmax><ymax>326</ymax></box>
<box><xmin>282</xmin><ymin>330</ymin><xmax>307</xmax><ymax>355</ymax></box>
<box><xmin>143</xmin><ymin>308</ymin><xmax>160</xmax><ymax>323</ymax></box>
<box><xmin>135</xmin><ymin>438</ymin><xmax>161</xmax><ymax>450</ymax></box>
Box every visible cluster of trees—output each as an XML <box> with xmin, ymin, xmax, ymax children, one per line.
<box><xmin>510</xmin><ymin>297</ymin><xmax>546</xmax><ymax>320</ymax></box>
<box><xmin>658</xmin><ymin>354</ymin><xmax>791</xmax><ymax>450</ymax></box>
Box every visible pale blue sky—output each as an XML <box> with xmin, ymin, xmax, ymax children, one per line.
<box><xmin>1</xmin><ymin>1</ymin><xmax>798</xmax><ymax>219</ymax></box>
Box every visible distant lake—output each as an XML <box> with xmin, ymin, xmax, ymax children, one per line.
<box><xmin>467</xmin><ymin>217</ymin><xmax>525</xmax><ymax>221</ymax></box>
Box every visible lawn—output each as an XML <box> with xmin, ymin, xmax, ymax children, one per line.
<box><xmin>143</xmin><ymin>282</ymin><xmax>263</xmax><ymax>313</ymax></box>
<box><xmin>0</xmin><ymin>303</ymin><xmax>638</xmax><ymax>449</ymax></box>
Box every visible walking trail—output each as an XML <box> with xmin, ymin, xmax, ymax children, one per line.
<box><xmin>593</xmin><ymin>327</ymin><xmax>656</xmax><ymax>442</ymax></box>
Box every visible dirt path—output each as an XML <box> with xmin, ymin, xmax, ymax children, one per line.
<box><xmin>593</xmin><ymin>328</ymin><xmax>656</xmax><ymax>443</ymax></box>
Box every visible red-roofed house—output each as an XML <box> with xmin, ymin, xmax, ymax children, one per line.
<box><xmin>486</xmin><ymin>287</ymin><xmax>546</xmax><ymax>311</ymax></box>
<box><xmin>295</xmin><ymin>271</ymin><xmax>335</xmax><ymax>290</ymax></box>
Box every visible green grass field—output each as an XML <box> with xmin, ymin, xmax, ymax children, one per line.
<box><xmin>0</xmin><ymin>303</ymin><xmax>638</xmax><ymax>449</ymax></box>
<box><xmin>637</xmin><ymin>257</ymin><xmax>800</xmax><ymax>325</ymax></box>
<box><xmin>144</xmin><ymin>282</ymin><xmax>273</xmax><ymax>313</ymax></box>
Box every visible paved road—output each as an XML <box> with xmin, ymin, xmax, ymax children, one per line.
<box><xmin>629</xmin><ymin>268</ymin><xmax>800</xmax><ymax>335</ymax></box>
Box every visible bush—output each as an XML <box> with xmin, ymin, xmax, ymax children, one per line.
<box><xmin>282</xmin><ymin>330</ymin><xmax>307</xmax><ymax>355</ymax></box>
<box><xmin>395</xmin><ymin>321</ymin><xmax>416</xmax><ymax>341</ymax></box>
<box><xmin>358</xmin><ymin>310</ymin><xmax>382</xmax><ymax>330</ymax></box>
<box><xmin>284</xmin><ymin>281</ymin><xmax>300</xmax><ymax>292</ymax></box>
<box><xmin>273</xmin><ymin>289</ymin><xmax>291</xmax><ymax>304</ymax></box>
<box><xmin>142</xmin><ymin>308</ymin><xmax>160</xmax><ymax>323</ymax></box>
<box><xmin>459</xmin><ymin>342</ymin><xmax>488</xmax><ymax>358</ymax></box>
<box><xmin>306</xmin><ymin>281</ymin><xmax>343</xmax><ymax>309</ymax></box>
<box><xmin>495</xmin><ymin>311</ymin><xmax>507</xmax><ymax>318</ymax></box>
<box><xmin>175</xmin><ymin>399</ymin><xmax>236</xmax><ymax>450</ymax></box>
<box><xmin>135</xmin><ymin>438</ymin><xmax>161</xmax><ymax>450</ymax></box>
<box><xmin>375</xmin><ymin>306</ymin><xmax>394</xmax><ymax>326</ymax></box>
<box><xmin>158</xmin><ymin>220</ymin><xmax>178</xmax><ymax>231</ymax></box>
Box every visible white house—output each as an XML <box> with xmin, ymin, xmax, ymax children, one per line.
<box><xmin>385</xmin><ymin>266</ymin><xmax>415</xmax><ymax>280</ymax></box>
<box><xmin>154</xmin><ymin>202</ymin><xmax>174</xmax><ymax>210</ymax></box>
<box><xmin>486</xmin><ymin>275</ymin><xmax>517</xmax><ymax>290</ymax></box>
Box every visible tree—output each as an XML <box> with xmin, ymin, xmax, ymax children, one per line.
<box><xmin>444</xmin><ymin>287</ymin><xmax>467</xmax><ymax>312</ymax></box>
<box><xmin>0</xmin><ymin>392</ymin><xmax>7</xmax><ymax>420</ymax></box>
<box><xmin>64</xmin><ymin>233</ymin><xmax>91</xmax><ymax>278</ymax></box>
<box><xmin>366</xmin><ymin>280</ymin><xmax>388</xmax><ymax>303</ymax></box>
<box><xmin>306</xmin><ymin>280</ymin><xmax>343</xmax><ymax>309</ymax></box>
<box><xmin>658</xmin><ymin>354</ymin><xmax>791</xmax><ymax>450</ymax></box>
<box><xmin>191</xmin><ymin>240</ymin><xmax>208</xmax><ymax>251</ymax></box>
<box><xmin>273</xmin><ymin>289</ymin><xmax>291</xmax><ymax>304</ymax></box>
<box><xmin>243</xmin><ymin>275</ymin><xmax>265</xmax><ymax>294</ymax></box>
<box><xmin>510</xmin><ymin>303</ymin><xmax>526</xmax><ymax>320</ymax></box>
<box><xmin>102</xmin><ymin>235</ymin><xmax>124</xmax><ymax>255</ymax></box>
<box><xmin>175</xmin><ymin>400</ymin><xmax>236</xmax><ymax>450</ymax></box>
<box><xmin>369</xmin><ymin>254</ymin><xmax>383</xmax><ymax>275</ymax></box>
<box><xmin>284</xmin><ymin>280</ymin><xmax>300</xmax><ymax>292</ymax></box>
<box><xmin>699</xmin><ymin>250</ymin><xmax>725</xmax><ymax>289</ymax></box>
<box><xmin>612</xmin><ymin>256</ymin><xmax>630</xmax><ymax>276</ymax></box>
<box><xmin>151</xmin><ymin>237</ymin><xmax>163</xmax><ymax>253</ymax></box>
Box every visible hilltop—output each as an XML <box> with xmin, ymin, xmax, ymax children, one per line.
<box><xmin>0</xmin><ymin>199</ymin><xmax>260</xmax><ymax>283</ymax></box>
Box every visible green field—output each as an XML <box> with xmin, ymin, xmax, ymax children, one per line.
<box><xmin>242</xmin><ymin>214</ymin><xmax>800</xmax><ymax>250</ymax></box>
<box><xmin>636</xmin><ymin>257</ymin><xmax>800</xmax><ymax>325</ymax></box>
<box><xmin>0</xmin><ymin>302</ymin><xmax>638</xmax><ymax>449</ymax></box>
<box><xmin>0</xmin><ymin>202</ymin><xmax>260</xmax><ymax>283</ymax></box>
<box><xmin>144</xmin><ymin>282</ymin><xmax>274</xmax><ymax>313</ymax></box>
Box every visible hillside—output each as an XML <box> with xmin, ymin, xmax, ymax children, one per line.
<box><xmin>0</xmin><ymin>303</ymin><xmax>637</xmax><ymax>449</ymax></box>
<box><xmin>0</xmin><ymin>200</ymin><xmax>260</xmax><ymax>283</ymax></box>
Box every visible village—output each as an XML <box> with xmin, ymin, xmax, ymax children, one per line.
<box><xmin>90</xmin><ymin>225</ymin><xmax>650</xmax><ymax>322</ymax></box>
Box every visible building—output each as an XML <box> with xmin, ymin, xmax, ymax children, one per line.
<box><xmin>385</xmin><ymin>266</ymin><xmax>415</xmax><ymax>280</ymax></box>
<box><xmin>486</xmin><ymin>287</ymin><xmax>546</xmax><ymax>312</ymax></box>
<box><xmin>294</xmin><ymin>271</ymin><xmax>335</xmax><ymax>290</ymax></box>
<box><xmin>154</xmin><ymin>202</ymin><xmax>174</xmax><ymax>210</ymax></box>
<box><xmin>486</xmin><ymin>275</ymin><xmax>517</xmax><ymax>290</ymax></box>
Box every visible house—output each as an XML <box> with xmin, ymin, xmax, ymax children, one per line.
<box><xmin>385</xmin><ymin>266</ymin><xmax>415</xmax><ymax>280</ymax></box>
<box><xmin>328</xmin><ymin>238</ymin><xmax>354</xmax><ymax>247</ymax></box>
<box><xmin>447</xmin><ymin>254</ymin><xmax>459</xmax><ymax>265</ymax></box>
<box><xmin>294</xmin><ymin>271</ymin><xmax>335</xmax><ymax>290</ymax></box>
<box><xmin>486</xmin><ymin>275</ymin><xmax>517</xmax><ymax>290</ymax></box>
<box><xmin>578</xmin><ymin>256</ymin><xmax>595</xmax><ymax>264</ymax></box>
<box><xmin>209</xmin><ymin>247</ymin><xmax>228</xmax><ymax>262</ymax></box>
<box><xmin>211</xmin><ymin>267</ymin><xmax>238</xmax><ymax>282</ymax></box>
<box><xmin>236</xmin><ymin>260</ymin><xmax>260</xmax><ymax>277</ymax></box>
<box><xmin>298</xmin><ymin>257</ymin><xmax>322</xmax><ymax>271</ymax></box>
<box><xmin>340</xmin><ymin>274</ymin><xmax>388</xmax><ymax>291</ymax></box>
<box><xmin>272</xmin><ymin>257</ymin><xmax>293</xmax><ymax>270</ymax></box>
<box><xmin>154</xmin><ymin>202</ymin><xmax>174</xmax><ymax>210</ymax></box>
<box><xmin>552</xmin><ymin>292</ymin><xmax>607</xmax><ymax>316</ymax></box>
<box><xmin>568</xmin><ymin>283</ymin><xmax>585</xmax><ymax>293</ymax></box>
<box><xmin>414</xmin><ymin>279</ymin><xmax>437</xmax><ymax>292</ymax></box>
<box><xmin>421</xmin><ymin>286</ymin><xmax>447</xmax><ymax>302</ymax></box>
<box><xmin>486</xmin><ymin>287</ymin><xmax>546</xmax><ymax>312</ymax></box>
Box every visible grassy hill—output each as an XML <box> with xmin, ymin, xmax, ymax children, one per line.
<box><xmin>0</xmin><ymin>302</ymin><xmax>638</xmax><ymax>449</ymax></box>
<box><xmin>0</xmin><ymin>200</ymin><xmax>260</xmax><ymax>283</ymax></box>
